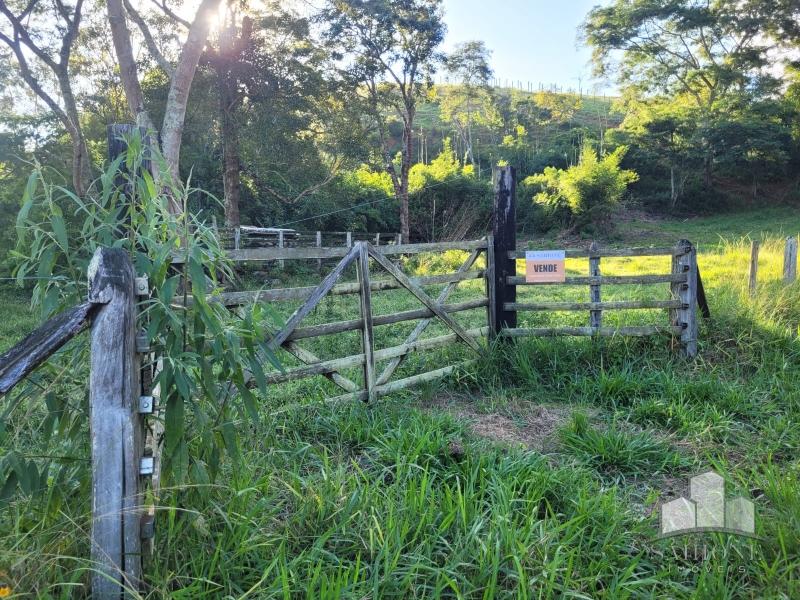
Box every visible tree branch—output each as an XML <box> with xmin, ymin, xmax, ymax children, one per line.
<box><xmin>122</xmin><ymin>0</ymin><xmax>174</xmax><ymax>76</ymax></box>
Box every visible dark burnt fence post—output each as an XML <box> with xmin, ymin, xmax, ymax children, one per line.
<box><xmin>489</xmin><ymin>166</ymin><xmax>517</xmax><ymax>339</ymax></box>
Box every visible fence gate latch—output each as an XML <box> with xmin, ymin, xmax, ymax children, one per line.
<box><xmin>138</xmin><ymin>395</ymin><xmax>155</xmax><ymax>414</ymax></box>
<box><xmin>135</xmin><ymin>276</ymin><xmax>149</xmax><ymax>296</ymax></box>
<box><xmin>140</xmin><ymin>456</ymin><xmax>154</xmax><ymax>476</ymax></box>
<box><xmin>136</xmin><ymin>330</ymin><xmax>150</xmax><ymax>353</ymax></box>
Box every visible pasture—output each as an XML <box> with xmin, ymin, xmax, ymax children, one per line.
<box><xmin>1</xmin><ymin>209</ymin><xmax>799</xmax><ymax>598</ymax></box>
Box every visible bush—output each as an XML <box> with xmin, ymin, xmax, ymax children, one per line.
<box><xmin>526</xmin><ymin>143</ymin><xmax>638</xmax><ymax>233</ymax></box>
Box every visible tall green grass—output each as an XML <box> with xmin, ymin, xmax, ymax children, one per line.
<box><xmin>1</xmin><ymin>230</ymin><xmax>800</xmax><ymax>597</ymax></box>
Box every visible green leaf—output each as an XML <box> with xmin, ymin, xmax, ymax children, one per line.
<box><xmin>164</xmin><ymin>394</ymin><xmax>185</xmax><ymax>457</ymax></box>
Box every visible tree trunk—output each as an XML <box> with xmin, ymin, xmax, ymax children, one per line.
<box><xmin>219</xmin><ymin>77</ymin><xmax>241</xmax><ymax>227</ymax></box>
<box><xmin>106</xmin><ymin>0</ymin><xmax>155</xmax><ymax>131</ymax></box>
<box><xmin>399</xmin><ymin>114</ymin><xmax>414</xmax><ymax>244</ymax></box>
<box><xmin>161</xmin><ymin>0</ymin><xmax>223</xmax><ymax>205</ymax></box>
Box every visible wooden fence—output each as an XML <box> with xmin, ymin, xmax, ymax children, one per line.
<box><xmin>0</xmin><ymin>160</ymin><xmax>709</xmax><ymax>596</ymax></box>
<box><xmin>749</xmin><ymin>236</ymin><xmax>799</xmax><ymax>295</ymax></box>
<box><xmin>0</xmin><ymin>247</ymin><xmax>151</xmax><ymax>597</ymax></box>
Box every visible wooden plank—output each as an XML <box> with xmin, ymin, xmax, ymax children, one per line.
<box><xmin>784</xmin><ymin>236</ymin><xmax>798</xmax><ymax>283</ymax></box>
<box><xmin>288</xmin><ymin>298</ymin><xmax>488</xmax><ymax>341</ymax></box>
<box><xmin>486</xmin><ymin>234</ymin><xmax>497</xmax><ymax>339</ymax></box>
<box><xmin>589</xmin><ymin>241</ymin><xmax>602</xmax><ymax>331</ymax></box>
<box><xmin>171</xmin><ymin>240</ymin><xmax>488</xmax><ymax>263</ymax></box>
<box><xmin>0</xmin><ymin>301</ymin><xmax>98</xmax><ymax>394</ymax></box>
<box><xmin>285</xmin><ymin>342</ymin><xmax>359</xmax><ymax>393</ymax></box>
<box><xmin>675</xmin><ymin>240</ymin><xmax>698</xmax><ymax>358</ymax></box>
<box><xmin>267</xmin><ymin>244</ymin><xmax>359</xmax><ymax>351</ymax></box>
<box><xmin>491</xmin><ymin>167</ymin><xmax>517</xmax><ymax>335</ymax></box>
<box><xmin>508</xmin><ymin>274</ymin><xmax>687</xmax><ymax>286</ymax></box>
<box><xmin>356</xmin><ymin>243</ymin><xmax>376</xmax><ymax>402</ymax></box>
<box><xmin>508</xmin><ymin>246</ymin><xmax>686</xmax><ymax>259</ymax></box>
<box><xmin>506</xmin><ymin>300</ymin><xmax>683</xmax><ymax>312</ymax></box>
<box><xmin>501</xmin><ymin>326</ymin><xmax>683</xmax><ymax>338</ymax></box>
<box><xmin>376</xmin><ymin>248</ymin><xmax>483</xmax><ymax>385</ymax></box>
<box><xmin>368</xmin><ymin>246</ymin><xmax>482</xmax><ymax>353</ymax></box>
<box><xmin>749</xmin><ymin>240</ymin><xmax>759</xmax><ymax>296</ymax></box>
<box><xmin>87</xmin><ymin>247</ymin><xmax>142</xmax><ymax>596</ymax></box>
<box><xmin>267</xmin><ymin>328</ymin><xmax>487</xmax><ymax>384</ymax></box>
<box><xmin>214</xmin><ymin>270</ymin><xmax>486</xmax><ymax>306</ymax></box>
<box><xmin>327</xmin><ymin>361</ymin><xmax>477</xmax><ymax>404</ymax></box>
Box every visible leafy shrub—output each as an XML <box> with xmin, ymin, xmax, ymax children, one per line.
<box><xmin>526</xmin><ymin>143</ymin><xmax>638</xmax><ymax>233</ymax></box>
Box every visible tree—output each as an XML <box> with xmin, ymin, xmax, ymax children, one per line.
<box><xmin>107</xmin><ymin>0</ymin><xmax>222</xmax><ymax>210</ymax></box>
<box><xmin>441</xmin><ymin>41</ymin><xmax>495</xmax><ymax>167</ymax></box>
<box><xmin>583</xmin><ymin>0</ymin><xmax>785</xmax><ymax>186</ymax></box>
<box><xmin>207</xmin><ymin>5</ymin><xmax>252</xmax><ymax>227</ymax></box>
<box><xmin>527</xmin><ymin>143</ymin><xmax>638</xmax><ymax>233</ymax></box>
<box><xmin>0</xmin><ymin>0</ymin><xmax>91</xmax><ymax>195</ymax></box>
<box><xmin>322</xmin><ymin>0</ymin><xmax>445</xmax><ymax>243</ymax></box>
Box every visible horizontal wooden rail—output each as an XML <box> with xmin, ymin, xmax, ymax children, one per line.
<box><xmin>505</xmin><ymin>300</ymin><xmax>683</xmax><ymax>312</ymax></box>
<box><xmin>326</xmin><ymin>360</ymin><xmax>477</xmax><ymax>404</ymax></box>
<box><xmin>0</xmin><ymin>301</ymin><xmax>99</xmax><ymax>394</ymax></box>
<box><xmin>172</xmin><ymin>239</ymin><xmax>487</xmax><ymax>264</ymax></box>
<box><xmin>501</xmin><ymin>325</ymin><xmax>683</xmax><ymax>338</ymax></box>
<box><xmin>213</xmin><ymin>270</ymin><xmax>486</xmax><ymax>306</ymax></box>
<box><xmin>507</xmin><ymin>274</ymin><xmax>688</xmax><ymax>286</ymax></box>
<box><xmin>288</xmin><ymin>298</ymin><xmax>488</xmax><ymax>341</ymax></box>
<box><xmin>266</xmin><ymin>327</ymin><xmax>487</xmax><ymax>385</ymax></box>
<box><xmin>508</xmin><ymin>246</ymin><xmax>688</xmax><ymax>260</ymax></box>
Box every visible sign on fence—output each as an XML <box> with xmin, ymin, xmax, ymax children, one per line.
<box><xmin>525</xmin><ymin>250</ymin><xmax>566</xmax><ymax>283</ymax></box>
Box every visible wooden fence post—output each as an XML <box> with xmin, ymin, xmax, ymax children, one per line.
<box><xmin>346</xmin><ymin>231</ymin><xmax>352</xmax><ymax>248</ymax></box>
<box><xmin>278</xmin><ymin>230</ymin><xmax>285</xmax><ymax>269</ymax></box>
<box><xmin>356</xmin><ymin>242</ymin><xmax>376</xmax><ymax>402</ymax></box>
<box><xmin>589</xmin><ymin>241</ymin><xmax>602</xmax><ymax>332</ymax></box>
<box><xmin>784</xmin><ymin>236</ymin><xmax>797</xmax><ymax>284</ymax></box>
<box><xmin>672</xmin><ymin>240</ymin><xmax>698</xmax><ymax>357</ymax></box>
<box><xmin>489</xmin><ymin>166</ymin><xmax>517</xmax><ymax>338</ymax></box>
<box><xmin>316</xmin><ymin>231</ymin><xmax>322</xmax><ymax>271</ymax></box>
<box><xmin>88</xmin><ymin>247</ymin><xmax>143</xmax><ymax>597</ymax></box>
<box><xmin>749</xmin><ymin>240</ymin><xmax>759</xmax><ymax>296</ymax></box>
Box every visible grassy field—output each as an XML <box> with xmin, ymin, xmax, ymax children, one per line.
<box><xmin>1</xmin><ymin>209</ymin><xmax>800</xmax><ymax>598</ymax></box>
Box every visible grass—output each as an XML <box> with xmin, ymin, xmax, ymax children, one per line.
<box><xmin>1</xmin><ymin>211</ymin><xmax>800</xmax><ymax>597</ymax></box>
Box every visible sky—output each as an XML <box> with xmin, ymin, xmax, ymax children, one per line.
<box><xmin>440</xmin><ymin>0</ymin><xmax>612</xmax><ymax>93</ymax></box>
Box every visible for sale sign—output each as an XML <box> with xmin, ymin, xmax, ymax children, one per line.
<box><xmin>525</xmin><ymin>250</ymin><xmax>566</xmax><ymax>283</ymax></box>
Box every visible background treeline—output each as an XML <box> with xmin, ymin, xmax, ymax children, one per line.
<box><xmin>1</xmin><ymin>0</ymin><xmax>800</xmax><ymax>269</ymax></box>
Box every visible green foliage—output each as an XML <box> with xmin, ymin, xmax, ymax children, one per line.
<box><xmin>6</xmin><ymin>134</ymin><xmax>277</xmax><ymax>498</ymax></box>
<box><xmin>526</xmin><ymin>143</ymin><xmax>638</xmax><ymax>232</ymax></box>
<box><xmin>408</xmin><ymin>140</ymin><xmax>492</xmax><ymax>240</ymax></box>
<box><xmin>558</xmin><ymin>412</ymin><xmax>689</xmax><ymax>478</ymax></box>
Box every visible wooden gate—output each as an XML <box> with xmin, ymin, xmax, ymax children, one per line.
<box><xmin>222</xmin><ymin>240</ymin><xmax>491</xmax><ymax>402</ymax></box>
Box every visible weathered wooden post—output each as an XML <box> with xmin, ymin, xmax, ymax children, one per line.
<box><xmin>316</xmin><ymin>231</ymin><xmax>322</xmax><ymax>271</ymax></box>
<box><xmin>88</xmin><ymin>247</ymin><xmax>143</xmax><ymax>597</ymax></box>
<box><xmin>749</xmin><ymin>240</ymin><xmax>760</xmax><ymax>296</ymax></box>
<box><xmin>278</xmin><ymin>230</ymin><xmax>285</xmax><ymax>269</ymax></box>
<box><xmin>784</xmin><ymin>236</ymin><xmax>797</xmax><ymax>284</ymax></box>
<box><xmin>355</xmin><ymin>242</ymin><xmax>376</xmax><ymax>402</ymax></box>
<box><xmin>671</xmin><ymin>240</ymin><xmax>698</xmax><ymax>357</ymax></box>
<box><xmin>489</xmin><ymin>166</ymin><xmax>517</xmax><ymax>338</ymax></box>
<box><xmin>346</xmin><ymin>231</ymin><xmax>353</xmax><ymax>248</ymax></box>
<box><xmin>589</xmin><ymin>241</ymin><xmax>602</xmax><ymax>332</ymax></box>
